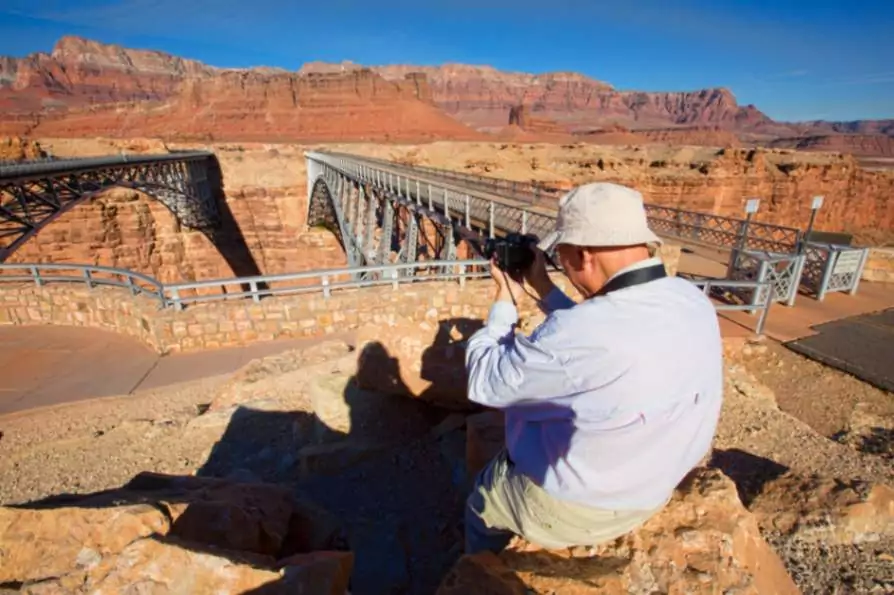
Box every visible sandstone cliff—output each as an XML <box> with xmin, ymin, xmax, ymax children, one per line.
<box><xmin>0</xmin><ymin>37</ymin><xmax>482</xmax><ymax>142</ymax></box>
<box><xmin>769</xmin><ymin>133</ymin><xmax>894</xmax><ymax>157</ymax></box>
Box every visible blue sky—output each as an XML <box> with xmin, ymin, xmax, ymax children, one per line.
<box><xmin>1</xmin><ymin>0</ymin><xmax>892</xmax><ymax>122</ymax></box>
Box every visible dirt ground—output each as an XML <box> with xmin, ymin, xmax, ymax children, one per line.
<box><xmin>738</xmin><ymin>340</ymin><xmax>894</xmax><ymax>438</ymax></box>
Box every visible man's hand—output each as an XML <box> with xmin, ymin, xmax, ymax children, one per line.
<box><xmin>524</xmin><ymin>248</ymin><xmax>556</xmax><ymax>300</ymax></box>
<box><xmin>490</xmin><ymin>258</ymin><xmax>524</xmax><ymax>304</ymax></box>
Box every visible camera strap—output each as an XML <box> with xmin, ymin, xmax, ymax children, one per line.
<box><xmin>592</xmin><ymin>264</ymin><xmax>667</xmax><ymax>298</ymax></box>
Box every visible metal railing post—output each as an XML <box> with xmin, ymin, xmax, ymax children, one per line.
<box><xmin>391</xmin><ymin>268</ymin><xmax>399</xmax><ymax>290</ymax></box>
<box><xmin>322</xmin><ymin>275</ymin><xmax>330</xmax><ymax>299</ymax></box>
<box><xmin>83</xmin><ymin>269</ymin><xmax>93</xmax><ymax>289</ymax></box>
<box><xmin>170</xmin><ymin>287</ymin><xmax>183</xmax><ymax>311</ymax></box>
<box><xmin>465</xmin><ymin>195</ymin><xmax>471</xmax><ymax>229</ymax></box>
<box><xmin>489</xmin><ymin>202</ymin><xmax>495</xmax><ymax>238</ymax></box>
<box><xmin>250</xmin><ymin>280</ymin><xmax>260</xmax><ymax>303</ymax></box>
<box><xmin>756</xmin><ymin>282</ymin><xmax>772</xmax><ymax>336</ymax></box>
<box><xmin>30</xmin><ymin>265</ymin><xmax>43</xmax><ymax>287</ymax></box>
<box><xmin>428</xmin><ymin>184</ymin><xmax>433</xmax><ymax>211</ymax></box>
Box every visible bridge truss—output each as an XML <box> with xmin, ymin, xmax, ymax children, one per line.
<box><xmin>305</xmin><ymin>151</ymin><xmax>558</xmax><ymax>281</ymax></box>
<box><xmin>0</xmin><ymin>152</ymin><xmax>220</xmax><ymax>261</ymax></box>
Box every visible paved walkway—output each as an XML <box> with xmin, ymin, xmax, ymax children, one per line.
<box><xmin>0</xmin><ymin>325</ymin><xmax>354</xmax><ymax>416</ymax></box>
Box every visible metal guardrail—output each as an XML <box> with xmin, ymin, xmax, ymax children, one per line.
<box><xmin>0</xmin><ymin>263</ymin><xmax>166</xmax><ymax>306</ymax></box>
<box><xmin>321</xmin><ymin>151</ymin><xmax>804</xmax><ymax>253</ymax></box>
<box><xmin>0</xmin><ymin>261</ymin><xmax>775</xmax><ymax>334</ymax></box>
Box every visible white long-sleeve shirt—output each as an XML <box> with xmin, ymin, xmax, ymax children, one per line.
<box><xmin>465</xmin><ymin>258</ymin><xmax>724</xmax><ymax>511</ymax></box>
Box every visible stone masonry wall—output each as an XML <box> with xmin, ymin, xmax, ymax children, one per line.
<box><xmin>861</xmin><ymin>248</ymin><xmax>894</xmax><ymax>283</ymax></box>
<box><xmin>0</xmin><ymin>243</ymin><xmax>682</xmax><ymax>354</ymax></box>
<box><xmin>0</xmin><ymin>279</ymin><xmax>513</xmax><ymax>354</ymax></box>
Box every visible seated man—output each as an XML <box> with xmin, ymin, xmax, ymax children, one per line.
<box><xmin>464</xmin><ymin>182</ymin><xmax>724</xmax><ymax>554</ymax></box>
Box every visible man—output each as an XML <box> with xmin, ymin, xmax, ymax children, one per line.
<box><xmin>463</xmin><ymin>182</ymin><xmax>724</xmax><ymax>554</ymax></box>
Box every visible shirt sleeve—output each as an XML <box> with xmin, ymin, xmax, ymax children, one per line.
<box><xmin>465</xmin><ymin>301</ymin><xmax>579</xmax><ymax>408</ymax></box>
<box><xmin>540</xmin><ymin>286</ymin><xmax>576</xmax><ymax>313</ymax></box>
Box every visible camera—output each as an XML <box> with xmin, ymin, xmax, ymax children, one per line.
<box><xmin>483</xmin><ymin>233</ymin><xmax>539</xmax><ymax>275</ymax></box>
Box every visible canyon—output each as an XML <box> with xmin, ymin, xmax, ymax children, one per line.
<box><xmin>0</xmin><ymin>36</ymin><xmax>892</xmax><ymax>156</ymax></box>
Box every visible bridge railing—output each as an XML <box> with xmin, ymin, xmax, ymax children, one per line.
<box><xmin>0</xmin><ymin>150</ymin><xmax>214</xmax><ymax>183</ymax></box>
<box><xmin>318</xmin><ymin>151</ymin><xmax>803</xmax><ymax>253</ymax></box>
<box><xmin>0</xmin><ymin>261</ymin><xmax>775</xmax><ymax>334</ymax></box>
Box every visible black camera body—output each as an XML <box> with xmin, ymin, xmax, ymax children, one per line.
<box><xmin>483</xmin><ymin>233</ymin><xmax>539</xmax><ymax>275</ymax></box>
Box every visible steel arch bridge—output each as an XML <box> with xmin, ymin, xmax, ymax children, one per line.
<box><xmin>0</xmin><ymin>151</ymin><xmax>221</xmax><ymax>261</ymax></box>
<box><xmin>305</xmin><ymin>151</ymin><xmax>560</xmax><ymax>281</ymax></box>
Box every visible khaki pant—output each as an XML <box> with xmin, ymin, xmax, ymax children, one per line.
<box><xmin>465</xmin><ymin>449</ymin><xmax>666</xmax><ymax>554</ymax></box>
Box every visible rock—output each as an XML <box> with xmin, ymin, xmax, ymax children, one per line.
<box><xmin>0</xmin><ymin>473</ymin><xmax>352</xmax><ymax>593</ymax></box>
<box><xmin>437</xmin><ymin>552</ymin><xmax>528</xmax><ymax>594</ymax></box>
<box><xmin>355</xmin><ymin>320</ymin><xmax>481</xmax><ymax>410</ymax></box>
<box><xmin>837</xmin><ymin>404</ymin><xmax>894</xmax><ymax>460</ymax></box>
<box><xmin>66</xmin><ymin>536</ymin><xmax>281</xmax><ymax>594</ymax></box>
<box><xmin>862</xmin><ymin>248</ymin><xmax>894</xmax><ymax>283</ymax></box>
<box><xmin>466</xmin><ymin>411</ymin><xmax>505</xmax><ymax>481</ymax></box>
<box><xmin>113</xmin><ymin>472</ymin><xmax>296</xmax><ymax>556</ymax></box>
<box><xmin>279</xmin><ymin>498</ymin><xmax>350</xmax><ymax>556</ymax></box>
<box><xmin>0</xmin><ymin>504</ymin><xmax>168</xmax><ymax>584</ymax></box>
<box><xmin>275</xmin><ymin>551</ymin><xmax>354</xmax><ymax>595</ymax></box>
<box><xmin>749</xmin><ymin>472</ymin><xmax>894</xmax><ymax>545</ymax></box>
<box><xmin>226</xmin><ymin>341</ymin><xmax>355</xmax><ymax>388</ymax></box>
<box><xmin>437</xmin><ymin>468</ymin><xmax>800</xmax><ymax>595</ymax></box>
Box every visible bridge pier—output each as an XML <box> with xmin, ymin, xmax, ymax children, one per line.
<box><xmin>305</xmin><ymin>156</ymin><xmax>471</xmax><ymax>281</ymax></box>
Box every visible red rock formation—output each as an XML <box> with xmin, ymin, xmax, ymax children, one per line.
<box><xmin>0</xmin><ymin>37</ymin><xmax>481</xmax><ymax>142</ymax></box>
<box><xmin>508</xmin><ymin>105</ymin><xmax>562</xmax><ymax>133</ymax></box>
<box><xmin>375</xmin><ymin>65</ymin><xmax>771</xmax><ymax>132</ymax></box>
<box><xmin>1</xmin><ymin>36</ymin><xmax>891</xmax><ymax>155</ymax></box>
<box><xmin>769</xmin><ymin>133</ymin><xmax>894</xmax><ymax>157</ymax></box>
<box><xmin>0</xmin><ymin>136</ymin><xmax>47</xmax><ymax>160</ymax></box>
<box><xmin>2</xmin><ymin>68</ymin><xmax>483</xmax><ymax>142</ymax></box>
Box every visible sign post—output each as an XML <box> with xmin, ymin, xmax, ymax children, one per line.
<box><xmin>734</xmin><ymin>198</ymin><xmax>760</xmax><ymax>270</ymax></box>
<box><xmin>799</xmin><ymin>195</ymin><xmax>824</xmax><ymax>254</ymax></box>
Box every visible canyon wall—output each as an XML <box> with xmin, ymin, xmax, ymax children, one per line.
<box><xmin>373</xmin><ymin>64</ymin><xmax>770</xmax><ymax>132</ymax></box>
<box><xmin>348</xmin><ymin>143</ymin><xmax>894</xmax><ymax>239</ymax></box>
<box><xmin>0</xmin><ymin>37</ymin><xmax>482</xmax><ymax>143</ymax></box>
<box><xmin>6</xmin><ymin>187</ymin><xmax>346</xmax><ymax>283</ymax></box>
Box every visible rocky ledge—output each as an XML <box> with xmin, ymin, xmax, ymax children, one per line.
<box><xmin>0</xmin><ymin>337</ymin><xmax>892</xmax><ymax>594</ymax></box>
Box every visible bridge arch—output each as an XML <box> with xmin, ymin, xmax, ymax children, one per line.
<box><xmin>0</xmin><ymin>152</ymin><xmax>266</xmax><ymax>280</ymax></box>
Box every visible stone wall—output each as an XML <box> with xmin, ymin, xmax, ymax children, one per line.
<box><xmin>0</xmin><ymin>242</ymin><xmax>682</xmax><ymax>354</ymax></box>
<box><xmin>0</xmin><ymin>279</ymin><xmax>506</xmax><ymax>354</ymax></box>
<box><xmin>862</xmin><ymin>248</ymin><xmax>894</xmax><ymax>283</ymax></box>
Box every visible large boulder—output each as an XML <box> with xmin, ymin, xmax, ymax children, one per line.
<box><xmin>749</xmin><ymin>472</ymin><xmax>894</xmax><ymax>546</ymax></box>
<box><xmin>438</xmin><ymin>468</ymin><xmax>799</xmax><ymax>594</ymax></box>
<box><xmin>19</xmin><ymin>537</ymin><xmax>352</xmax><ymax>595</ymax></box>
<box><xmin>0</xmin><ymin>473</ymin><xmax>351</xmax><ymax>593</ymax></box>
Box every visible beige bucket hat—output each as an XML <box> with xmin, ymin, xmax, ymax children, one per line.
<box><xmin>538</xmin><ymin>182</ymin><xmax>663</xmax><ymax>253</ymax></box>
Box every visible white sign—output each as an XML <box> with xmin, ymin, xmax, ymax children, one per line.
<box><xmin>811</xmin><ymin>196</ymin><xmax>825</xmax><ymax>210</ymax></box>
<box><xmin>832</xmin><ymin>250</ymin><xmax>864</xmax><ymax>276</ymax></box>
<box><xmin>745</xmin><ymin>198</ymin><xmax>760</xmax><ymax>214</ymax></box>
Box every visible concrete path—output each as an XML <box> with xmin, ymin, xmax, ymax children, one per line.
<box><xmin>0</xmin><ymin>325</ymin><xmax>354</xmax><ymax>416</ymax></box>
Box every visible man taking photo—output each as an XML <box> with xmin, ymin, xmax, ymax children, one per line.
<box><xmin>463</xmin><ymin>181</ymin><xmax>724</xmax><ymax>554</ymax></box>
